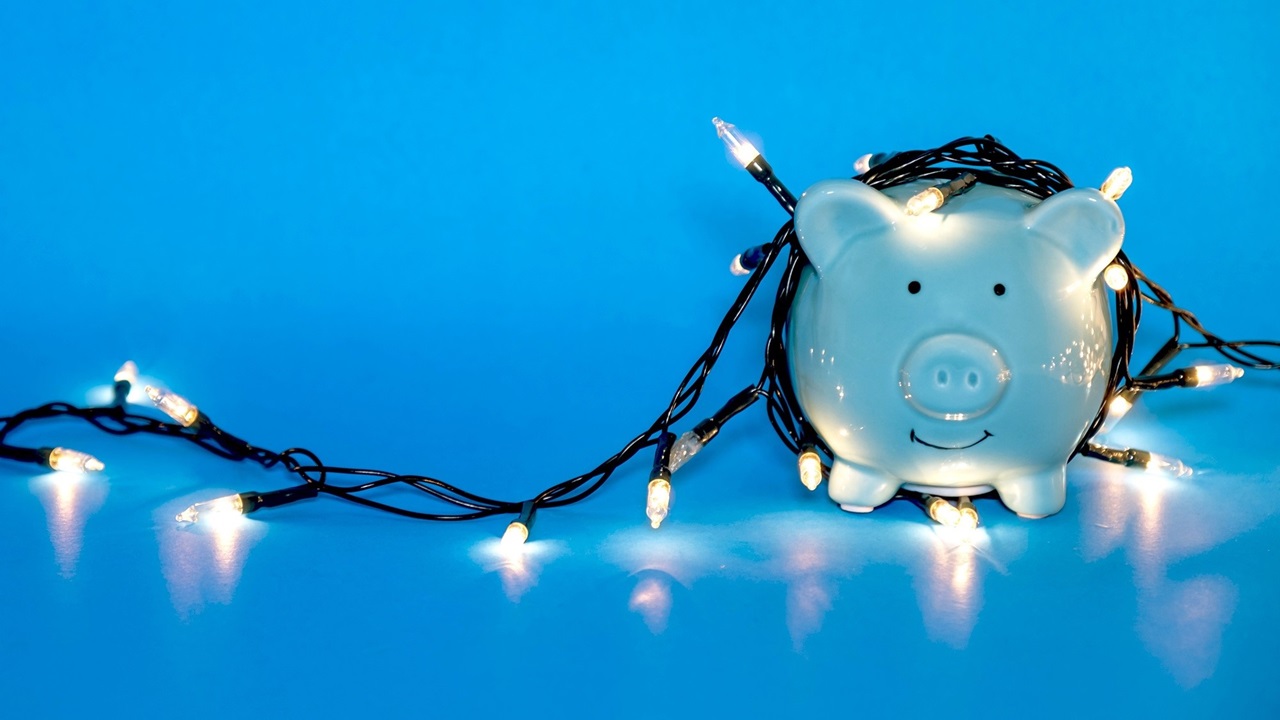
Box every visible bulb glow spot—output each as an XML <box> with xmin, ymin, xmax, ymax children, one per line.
<box><xmin>926</xmin><ymin>496</ymin><xmax>962</xmax><ymax>528</ymax></box>
<box><xmin>1100</xmin><ymin>167</ymin><xmax>1133</xmax><ymax>201</ymax></box>
<box><xmin>797</xmin><ymin>447</ymin><xmax>823</xmax><ymax>491</ymax></box>
<box><xmin>712</xmin><ymin>117</ymin><xmax>761</xmax><ymax>168</ymax></box>
<box><xmin>1103</xmin><ymin>264</ymin><xmax>1129</xmax><ymax>291</ymax></box>
<box><xmin>114</xmin><ymin>360</ymin><xmax>139</xmax><ymax>385</ymax></box>
<box><xmin>145</xmin><ymin>386</ymin><xmax>200</xmax><ymax>427</ymax></box>
<box><xmin>646</xmin><ymin>477</ymin><xmax>672</xmax><ymax>529</ymax></box>
<box><xmin>1190</xmin><ymin>363</ymin><xmax>1245</xmax><ymax>388</ymax></box>
<box><xmin>905</xmin><ymin>187</ymin><xmax>945</xmax><ymax>216</ymax></box>
<box><xmin>501</xmin><ymin>521</ymin><xmax>529</xmax><ymax>549</ymax></box>
<box><xmin>48</xmin><ymin>447</ymin><xmax>105</xmax><ymax>473</ymax></box>
<box><xmin>175</xmin><ymin>494</ymin><xmax>245</xmax><ymax>524</ymax></box>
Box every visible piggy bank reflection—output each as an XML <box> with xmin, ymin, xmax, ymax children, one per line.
<box><xmin>788</xmin><ymin>179</ymin><xmax>1124</xmax><ymax>518</ymax></box>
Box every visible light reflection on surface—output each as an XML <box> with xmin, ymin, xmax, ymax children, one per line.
<box><xmin>603</xmin><ymin>510</ymin><xmax>1022</xmax><ymax>651</ymax></box>
<box><xmin>30</xmin><ymin>472</ymin><xmax>108</xmax><ymax>578</ymax></box>
<box><xmin>917</xmin><ymin>528</ymin><xmax>982</xmax><ymax>649</ymax></box>
<box><xmin>1076</xmin><ymin>459</ymin><xmax>1266</xmax><ymax>687</ymax></box>
<box><xmin>601</xmin><ymin>527</ymin><xmax>715</xmax><ymax>635</ymax></box>
<box><xmin>154</xmin><ymin>493</ymin><xmax>265</xmax><ymax>619</ymax></box>
<box><xmin>470</xmin><ymin>538</ymin><xmax>564</xmax><ymax>603</ymax></box>
<box><xmin>628</xmin><ymin>570</ymin><xmax>677</xmax><ymax>634</ymax></box>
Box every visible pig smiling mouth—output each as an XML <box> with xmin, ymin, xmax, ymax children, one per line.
<box><xmin>910</xmin><ymin>429</ymin><xmax>993</xmax><ymax>451</ymax></box>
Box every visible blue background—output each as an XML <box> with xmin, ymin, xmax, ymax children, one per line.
<box><xmin>2</xmin><ymin>1</ymin><xmax>1279</xmax><ymax>716</ymax></box>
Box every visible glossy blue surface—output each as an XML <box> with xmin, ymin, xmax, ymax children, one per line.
<box><xmin>2</xmin><ymin>1</ymin><xmax>1279</xmax><ymax>717</ymax></box>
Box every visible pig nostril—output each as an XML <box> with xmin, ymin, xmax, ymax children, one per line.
<box><xmin>901</xmin><ymin>334</ymin><xmax>1008</xmax><ymax>421</ymax></box>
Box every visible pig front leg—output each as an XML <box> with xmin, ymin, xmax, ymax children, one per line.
<box><xmin>994</xmin><ymin>466</ymin><xmax>1067</xmax><ymax>519</ymax></box>
<box><xmin>828</xmin><ymin>457</ymin><xmax>901</xmax><ymax>513</ymax></box>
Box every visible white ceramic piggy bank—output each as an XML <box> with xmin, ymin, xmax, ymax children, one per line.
<box><xmin>788</xmin><ymin>179</ymin><xmax>1124</xmax><ymax>518</ymax></box>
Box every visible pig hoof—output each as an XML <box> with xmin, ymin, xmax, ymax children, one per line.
<box><xmin>827</xmin><ymin>459</ymin><xmax>899</xmax><ymax>511</ymax></box>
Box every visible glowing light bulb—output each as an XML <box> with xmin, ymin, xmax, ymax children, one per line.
<box><xmin>854</xmin><ymin>153</ymin><xmax>874</xmax><ymax>175</ymax></box>
<box><xmin>114</xmin><ymin>360</ymin><xmax>139</xmax><ymax>385</ymax></box>
<box><xmin>175</xmin><ymin>494</ymin><xmax>245</xmax><ymax>524</ymax></box>
<box><xmin>646</xmin><ymin>477</ymin><xmax>672</xmax><ymax>529</ymax></box>
<box><xmin>1105</xmin><ymin>392</ymin><xmax>1136</xmax><ymax>420</ymax></box>
<box><xmin>712</xmin><ymin>117</ymin><xmax>761</xmax><ymax>167</ymax></box>
<box><xmin>729</xmin><ymin>254</ymin><xmax>750</xmax><ymax>276</ymax></box>
<box><xmin>1143</xmin><ymin>452</ymin><xmax>1192</xmax><ymax>478</ymax></box>
<box><xmin>1103</xmin><ymin>264</ymin><xmax>1129</xmax><ymax>291</ymax></box>
<box><xmin>669</xmin><ymin>431</ymin><xmax>704</xmax><ymax>473</ymax></box>
<box><xmin>47</xmin><ymin>447</ymin><xmax>105</xmax><ymax>473</ymax></box>
<box><xmin>957</xmin><ymin>497</ymin><xmax>979</xmax><ymax>532</ymax></box>
<box><xmin>925</xmin><ymin>496</ymin><xmax>961</xmax><ymax>528</ymax></box>
<box><xmin>1100</xmin><ymin>167</ymin><xmax>1133</xmax><ymax>201</ymax></box>
<box><xmin>1189</xmin><ymin>363</ymin><xmax>1245</xmax><ymax>388</ymax></box>
<box><xmin>797</xmin><ymin>446</ymin><xmax>823</xmax><ymax>491</ymax></box>
<box><xmin>145</xmin><ymin>385</ymin><xmax>200</xmax><ymax>427</ymax></box>
<box><xmin>905</xmin><ymin>187</ymin><xmax>945</xmax><ymax>216</ymax></box>
<box><xmin>501</xmin><ymin>521</ymin><xmax>529</xmax><ymax>549</ymax></box>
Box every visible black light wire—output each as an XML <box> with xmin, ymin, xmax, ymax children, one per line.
<box><xmin>3</xmin><ymin>135</ymin><xmax>1277</xmax><ymax>528</ymax></box>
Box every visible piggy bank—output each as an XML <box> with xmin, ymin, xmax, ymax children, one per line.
<box><xmin>788</xmin><ymin>179</ymin><xmax>1124</xmax><ymax>518</ymax></box>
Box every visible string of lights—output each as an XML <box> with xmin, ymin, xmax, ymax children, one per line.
<box><xmin>3</xmin><ymin>119</ymin><xmax>1277</xmax><ymax>544</ymax></box>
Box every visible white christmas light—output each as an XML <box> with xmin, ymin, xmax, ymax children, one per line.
<box><xmin>145</xmin><ymin>385</ymin><xmax>200</xmax><ymax>427</ymax></box>
<box><xmin>797</xmin><ymin>446</ymin><xmax>823</xmax><ymax>491</ymax></box>
<box><xmin>1100</xmin><ymin>167</ymin><xmax>1133</xmax><ymax>201</ymax></box>
<box><xmin>114</xmin><ymin>361</ymin><xmax>139</xmax><ymax>386</ymax></box>
<box><xmin>712</xmin><ymin>117</ymin><xmax>761</xmax><ymax>168</ymax></box>
<box><xmin>175</xmin><ymin>494</ymin><xmax>245</xmax><ymax>524</ymax></box>
<box><xmin>501</xmin><ymin>521</ymin><xmax>529</xmax><ymax>549</ymax></box>
<box><xmin>646</xmin><ymin>477</ymin><xmax>672</xmax><ymax>529</ymax></box>
<box><xmin>1103</xmin><ymin>264</ymin><xmax>1130</xmax><ymax>291</ymax></box>
<box><xmin>47</xmin><ymin>447</ymin><xmax>105</xmax><ymax>473</ymax></box>
<box><xmin>905</xmin><ymin>187</ymin><xmax>945</xmax><ymax>216</ymax></box>
<box><xmin>1189</xmin><ymin>363</ymin><xmax>1245</xmax><ymax>388</ymax></box>
<box><xmin>925</xmin><ymin>495</ymin><xmax>962</xmax><ymax>528</ymax></box>
<box><xmin>854</xmin><ymin>153</ymin><xmax>874</xmax><ymax>175</ymax></box>
<box><xmin>669</xmin><ymin>431</ymin><xmax>704</xmax><ymax>472</ymax></box>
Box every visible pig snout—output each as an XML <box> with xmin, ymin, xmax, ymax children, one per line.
<box><xmin>900</xmin><ymin>334</ymin><xmax>1009</xmax><ymax>421</ymax></box>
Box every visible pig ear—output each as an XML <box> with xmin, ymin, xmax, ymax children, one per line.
<box><xmin>794</xmin><ymin>179</ymin><xmax>901</xmax><ymax>277</ymax></box>
<box><xmin>1025</xmin><ymin>188</ymin><xmax>1124</xmax><ymax>280</ymax></box>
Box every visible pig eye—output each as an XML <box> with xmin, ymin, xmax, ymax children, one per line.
<box><xmin>908</xmin><ymin>281</ymin><xmax>921</xmax><ymax>294</ymax></box>
<box><xmin>993</xmin><ymin>283</ymin><xmax>1007</xmax><ymax>296</ymax></box>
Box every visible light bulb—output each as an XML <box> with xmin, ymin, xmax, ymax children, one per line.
<box><xmin>1189</xmin><ymin>363</ymin><xmax>1245</xmax><ymax>388</ymax></box>
<box><xmin>669</xmin><ymin>431</ymin><xmax>704</xmax><ymax>473</ymax></box>
<box><xmin>957</xmin><ymin>497</ymin><xmax>979</xmax><ymax>532</ymax></box>
<box><xmin>1100</xmin><ymin>167</ymin><xmax>1133</xmax><ymax>201</ymax></box>
<box><xmin>646</xmin><ymin>477</ymin><xmax>672</xmax><ymax>529</ymax></box>
<box><xmin>145</xmin><ymin>385</ymin><xmax>200</xmax><ymax>427</ymax></box>
<box><xmin>47</xmin><ymin>447</ymin><xmax>105</xmax><ymax>473</ymax></box>
<box><xmin>1100</xmin><ymin>392</ymin><xmax>1135</xmax><ymax>434</ymax></box>
<box><xmin>501</xmin><ymin>521</ymin><xmax>529</xmax><ymax>549</ymax></box>
<box><xmin>925</xmin><ymin>496</ymin><xmax>962</xmax><ymax>528</ymax></box>
<box><xmin>1143</xmin><ymin>452</ymin><xmax>1192</xmax><ymax>478</ymax></box>
<box><xmin>1103</xmin><ymin>264</ymin><xmax>1129</xmax><ymax>291</ymax></box>
<box><xmin>729</xmin><ymin>254</ymin><xmax>750</xmax><ymax>276</ymax></box>
<box><xmin>712</xmin><ymin>117</ymin><xmax>761</xmax><ymax>167</ymax></box>
<box><xmin>905</xmin><ymin>187</ymin><xmax>945</xmax><ymax>216</ymax></box>
<box><xmin>175</xmin><ymin>494</ymin><xmax>245</xmax><ymax>524</ymax></box>
<box><xmin>797</xmin><ymin>446</ymin><xmax>823</xmax><ymax>491</ymax></box>
<box><xmin>854</xmin><ymin>153</ymin><xmax>874</xmax><ymax>175</ymax></box>
<box><xmin>114</xmin><ymin>360</ymin><xmax>139</xmax><ymax>385</ymax></box>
